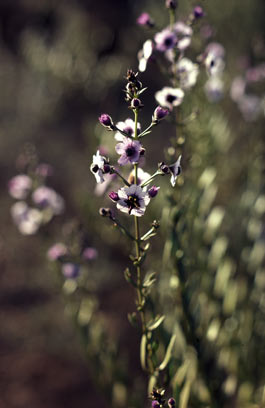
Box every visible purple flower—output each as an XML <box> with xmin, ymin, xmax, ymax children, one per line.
<box><xmin>116</xmin><ymin>184</ymin><xmax>151</xmax><ymax>217</ymax></box>
<box><xmin>152</xmin><ymin>106</ymin><xmax>169</xmax><ymax>122</ymax></box>
<box><xmin>47</xmin><ymin>243</ymin><xmax>67</xmax><ymax>261</ymax></box>
<box><xmin>152</xmin><ymin>402</ymin><xmax>160</xmax><ymax>408</ymax></box>
<box><xmin>148</xmin><ymin>186</ymin><xmax>160</xmax><ymax>198</ymax></box>
<box><xmin>115</xmin><ymin>137</ymin><xmax>142</xmax><ymax>165</ymax></box>
<box><xmin>62</xmin><ymin>263</ymin><xmax>80</xmax><ymax>279</ymax></box>
<box><xmin>155</xmin><ymin>87</ymin><xmax>184</xmax><ymax>110</ymax></box>
<box><xmin>8</xmin><ymin>174</ymin><xmax>32</xmax><ymax>199</ymax></box>
<box><xmin>137</xmin><ymin>12</ymin><xmax>154</xmax><ymax>27</ymax></box>
<box><xmin>169</xmin><ymin>155</ymin><xmax>182</xmax><ymax>187</ymax></box>
<box><xmin>32</xmin><ymin>186</ymin><xmax>65</xmax><ymax>215</ymax></box>
<box><xmin>98</xmin><ymin>113</ymin><xmax>114</xmax><ymax>129</ymax></box>
<box><xmin>115</xmin><ymin>118</ymin><xmax>141</xmax><ymax>141</ymax></box>
<box><xmin>154</xmin><ymin>28</ymin><xmax>177</xmax><ymax>52</ymax></box>
<box><xmin>82</xmin><ymin>247</ymin><xmax>98</xmax><ymax>261</ymax></box>
<box><xmin>193</xmin><ymin>6</ymin><xmax>204</xmax><ymax>18</ymax></box>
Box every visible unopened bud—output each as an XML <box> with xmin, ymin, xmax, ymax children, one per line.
<box><xmin>98</xmin><ymin>114</ymin><xmax>114</xmax><ymax>129</ymax></box>
<box><xmin>152</xmin><ymin>106</ymin><xmax>169</xmax><ymax>123</ymax></box>
<box><xmin>99</xmin><ymin>207</ymin><xmax>112</xmax><ymax>217</ymax></box>
<box><xmin>165</xmin><ymin>0</ymin><xmax>177</xmax><ymax>10</ymax></box>
<box><xmin>109</xmin><ymin>191</ymin><xmax>119</xmax><ymax>202</ymax></box>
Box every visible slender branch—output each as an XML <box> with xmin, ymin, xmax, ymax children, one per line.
<box><xmin>112</xmin><ymin>168</ymin><xmax>130</xmax><ymax>186</ymax></box>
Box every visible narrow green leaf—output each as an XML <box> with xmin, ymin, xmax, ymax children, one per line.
<box><xmin>148</xmin><ymin>374</ymin><xmax>157</xmax><ymax>395</ymax></box>
<box><xmin>147</xmin><ymin>315</ymin><xmax>165</xmax><ymax>331</ymax></box>
<box><xmin>140</xmin><ymin>334</ymin><xmax>147</xmax><ymax>371</ymax></box>
<box><xmin>179</xmin><ymin>381</ymin><xmax>191</xmax><ymax>408</ymax></box>
<box><xmin>158</xmin><ymin>333</ymin><xmax>176</xmax><ymax>371</ymax></box>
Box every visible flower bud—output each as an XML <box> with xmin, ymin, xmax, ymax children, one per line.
<box><xmin>103</xmin><ymin>163</ymin><xmax>111</xmax><ymax>173</ymax></box>
<box><xmin>158</xmin><ymin>162</ymin><xmax>170</xmax><ymax>174</ymax></box>
<box><xmin>165</xmin><ymin>0</ymin><xmax>177</xmax><ymax>9</ymax></box>
<box><xmin>152</xmin><ymin>106</ymin><xmax>169</xmax><ymax>123</ymax></box>
<box><xmin>109</xmin><ymin>191</ymin><xmax>119</xmax><ymax>202</ymax></box>
<box><xmin>148</xmin><ymin>186</ymin><xmax>160</xmax><ymax>198</ymax></box>
<box><xmin>193</xmin><ymin>6</ymin><xmax>204</xmax><ymax>18</ymax></box>
<box><xmin>137</xmin><ymin>12</ymin><xmax>154</xmax><ymax>28</ymax></box>
<box><xmin>98</xmin><ymin>114</ymin><xmax>114</xmax><ymax>129</ymax></box>
<box><xmin>131</xmin><ymin>98</ymin><xmax>143</xmax><ymax>109</ymax></box>
<box><xmin>99</xmin><ymin>207</ymin><xmax>112</xmax><ymax>217</ymax></box>
<box><xmin>168</xmin><ymin>398</ymin><xmax>176</xmax><ymax>407</ymax></box>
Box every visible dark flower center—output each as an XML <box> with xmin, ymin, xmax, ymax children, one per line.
<box><xmin>166</xmin><ymin>94</ymin><xmax>177</xmax><ymax>103</ymax></box>
<box><xmin>125</xmin><ymin>194</ymin><xmax>140</xmax><ymax>214</ymax></box>
<box><xmin>164</xmin><ymin>37</ymin><xmax>173</xmax><ymax>47</ymax></box>
<box><xmin>92</xmin><ymin>164</ymin><xmax>99</xmax><ymax>173</ymax></box>
<box><xmin>126</xmin><ymin>146</ymin><xmax>136</xmax><ymax>157</ymax></box>
<box><xmin>124</xmin><ymin>126</ymin><xmax>133</xmax><ymax>136</ymax></box>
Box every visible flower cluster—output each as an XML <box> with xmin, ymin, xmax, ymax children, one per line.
<box><xmin>47</xmin><ymin>241</ymin><xmax>98</xmax><ymax>280</ymax></box>
<box><xmin>91</xmin><ymin>70</ymin><xmax>181</xmax><ymax>218</ymax></box>
<box><xmin>137</xmin><ymin>4</ymin><xmax>226</xmax><ymax>109</ymax></box>
<box><xmin>8</xmin><ymin>164</ymin><xmax>64</xmax><ymax>235</ymax></box>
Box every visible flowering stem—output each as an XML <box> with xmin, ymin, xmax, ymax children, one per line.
<box><xmin>133</xmin><ymin>108</ymin><xmax>156</xmax><ymax>376</ymax></box>
<box><xmin>169</xmin><ymin>9</ymin><xmax>175</xmax><ymax>30</ymax></box>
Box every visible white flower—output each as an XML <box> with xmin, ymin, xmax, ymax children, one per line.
<box><xmin>169</xmin><ymin>155</ymin><xmax>182</xmax><ymax>187</ymax></box>
<box><xmin>204</xmin><ymin>43</ymin><xmax>225</xmax><ymax>76</ymax></box>
<box><xmin>90</xmin><ymin>150</ymin><xmax>106</xmax><ymax>183</ymax></box>
<box><xmin>115</xmin><ymin>118</ymin><xmax>141</xmax><ymax>141</ymax></box>
<box><xmin>8</xmin><ymin>174</ymin><xmax>32</xmax><ymax>199</ymax></box>
<box><xmin>155</xmin><ymin>87</ymin><xmax>184</xmax><ymax>110</ymax></box>
<box><xmin>11</xmin><ymin>201</ymin><xmax>42</xmax><ymax>235</ymax></box>
<box><xmin>230</xmin><ymin>76</ymin><xmax>246</xmax><ymax>102</ymax></box>
<box><xmin>176</xmin><ymin>58</ymin><xmax>199</xmax><ymax>90</ymax></box>
<box><xmin>116</xmin><ymin>184</ymin><xmax>151</xmax><ymax>217</ymax></box>
<box><xmin>204</xmin><ymin>76</ymin><xmax>224</xmax><ymax>102</ymax></box>
<box><xmin>174</xmin><ymin>21</ymin><xmax>193</xmax><ymax>51</ymax></box>
<box><xmin>138</xmin><ymin>40</ymin><xmax>153</xmax><ymax>73</ymax></box>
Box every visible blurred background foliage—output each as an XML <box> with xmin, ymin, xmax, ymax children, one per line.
<box><xmin>0</xmin><ymin>0</ymin><xmax>264</xmax><ymax>407</ymax></box>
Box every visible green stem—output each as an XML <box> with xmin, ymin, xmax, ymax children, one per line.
<box><xmin>112</xmin><ymin>169</ymin><xmax>130</xmax><ymax>186</ymax></box>
<box><xmin>133</xmin><ymin>109</ymin><xmax>156</xmax><ymax>376</ymax></box>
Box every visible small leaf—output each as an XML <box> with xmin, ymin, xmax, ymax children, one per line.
<box><xmin>127</xmin><ymin>312</ymin><xmax>137</xmax><ymax>327</ymax></box>
<box><xmin>159</xmin><ymin>333</ymin><xmax>176</xmax><ymax>371</ymax></box>
<box><xmin>138</xmin><ymin>87</ymin><xmax>148</xmax><ymax>95</ymax></box>
<box><xmin>147</xmin><ymin>315</ymin><xmax>165</xmax><ymax>331</ymax></box>
<box><xmin>124</xmin><ymin>268</ymin><xmax>136</xmax><ymax>287</ymax></box>
<box><xmin>140</xmin><ymin>334</ymin><xmax>147</xmax><ymax>371</ymax></box>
